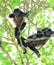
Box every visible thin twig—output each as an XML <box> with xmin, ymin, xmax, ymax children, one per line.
<box><xmin>15</xmin><ymin>43</ymin><xmax>24</xmax><ymax>65</ymax></box>
<box><xmin>1</xmin><ymin>37</ymin><xmax>15</xmax><ymax>45</ymax></box>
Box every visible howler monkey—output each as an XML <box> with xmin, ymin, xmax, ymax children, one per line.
<box><xmin>9</xmin><ymin>8</ymin><xmax>31</xmax><ymax>53</ymax></box>
<box><xmin>16</xmin><ymin>28</ymin><xmax>54</xmax><ymax>57</ymax></box>
<box><xmin>26</xmin><ymin>28</ymin><xmax>54</xmax><ymax>57</ymax></box>
<box><xmin>9</xmin><ymin>8</ymin><xmax>31</xmax><ymax>38</ymax></box>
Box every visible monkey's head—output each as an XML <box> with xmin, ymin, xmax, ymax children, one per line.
<box><xmin>9</xmin><ymin>8</ymin><xmax>26</xmax><ymax>27</ymax></box>
<box><xmin>46</xmin><ymin>29</ymin><xmax>54</xmax><ymax>37</ymax></box>
<box><xmin>9</xmin><ymin>8</ymin><xmax>31</xmax><ymax>19</ymax></box>
<box><xmin>9</xmin><ymin>8</ymin><xmax>21</xmax><ymax>17</ymax></box>
<box><xmin>37</xmin><ymin>28</ymin><xmax>54</xmax><ymax>37</ymax></box>
<box><xmin>9</xmin><ymin>8</ymin><xmax>31</xmax><ymax>27</ymax></box>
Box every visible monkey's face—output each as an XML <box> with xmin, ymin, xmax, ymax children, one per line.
<box><xmin>42</xmin><ymin>28</ymin><xmax>54</xmax><ymax>37</ymax></box>
<box><xmin>37</xmin><ymin>28</ymin><xmax>54</xmax><ymax>37</ymax></box>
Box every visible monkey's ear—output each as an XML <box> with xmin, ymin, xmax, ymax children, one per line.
<box><xmin>9</xmin><ymin>14</ymin><xmax>14</xmax><ymax>18</ymax></box>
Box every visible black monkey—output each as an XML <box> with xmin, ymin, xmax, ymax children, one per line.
<box><xmin>26</xmin><ymin>28</ymin><xmax>54</xmax><ymax>57</ymax></box>
<box><xmin>9</xmin><ymin>8</ymin><xmax>31</xmax><ymax>38</ymax></box>
<box><xmin>9</xmin><ymin>8</ymin><xmax>31</xmax><ymax>53</ymax></box>
<box><xmin>16</xmin><ymin>28</ymin><xmax>54</xmax><ymax>58</ymax></box>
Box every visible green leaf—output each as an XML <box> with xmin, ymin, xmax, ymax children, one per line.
<box><xmin>47</xmin><ymin>0</ymin><xmax>54</xmax><ymax>5</ymax></box>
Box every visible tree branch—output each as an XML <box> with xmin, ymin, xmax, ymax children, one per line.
<box><xmin>27</xmin><ymin>37</ymin><xmax>49</xmax><ymax>42</ymax></box>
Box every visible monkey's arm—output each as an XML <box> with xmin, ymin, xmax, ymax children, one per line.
<box><xmin>27</xmin><ymin>43</ymin><xmax>40</xmax><ymax>58</ymax></box>
<box><xmin>20</xmin><ymin>22</ymin><xmax>26</xmax><ymax>30</ymax></box>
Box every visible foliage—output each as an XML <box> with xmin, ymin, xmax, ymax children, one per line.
<box><xmin>0</xmin><ymin>0</ymin><xmax>54</xmax><ymax>65</ymax></box>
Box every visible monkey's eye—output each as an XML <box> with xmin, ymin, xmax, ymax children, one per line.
<box><xmin>9</xmin><ymin>14</ymin><xmax>14</xmax><ymax>18</ymax></box>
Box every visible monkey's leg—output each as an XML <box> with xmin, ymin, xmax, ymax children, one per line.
<box><xmin>28</xmin><ymin>44</ymin><xmax>40</xmax><ymax>58</ymax></box>
<box><xmin>14</xmin><ymin>27</ymin><xmax>20</xmax><ymax>38</ymax></box>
